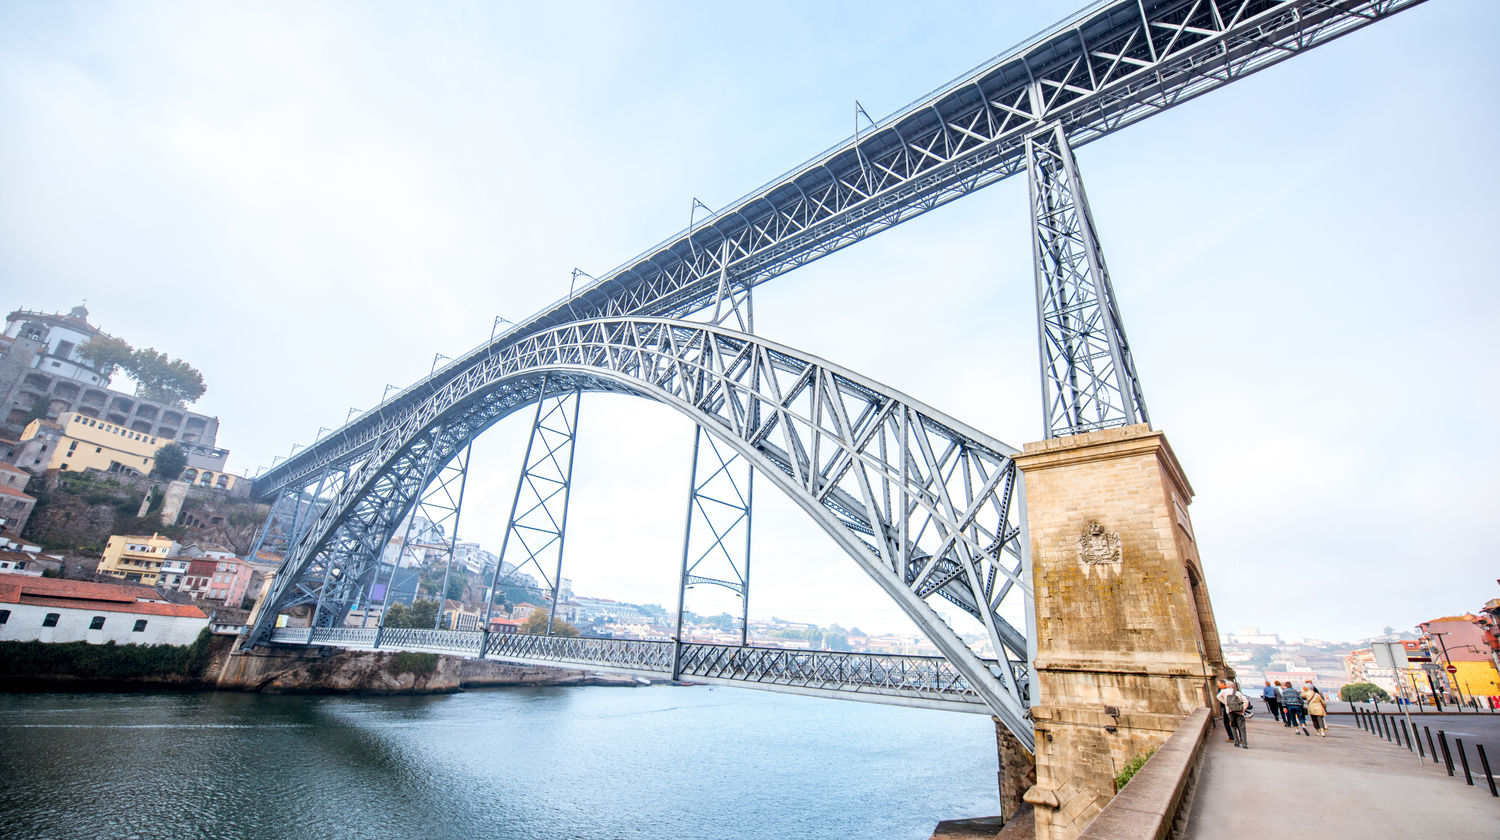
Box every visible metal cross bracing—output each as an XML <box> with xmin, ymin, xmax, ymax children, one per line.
<box><xmin>253</xmin><ymin>0</ymin><xmax>1427</xmax><ymax>499</ymax></box>
<box><xmin>246</xmin><ymin>317</ymin><xmax>1036</xmax><ymax>745</ymax></box>
<box><xmin>1027</xmin><ymin>122</ymin><xmax>1148</xmax><ymax>437</ymax></box>
<box><xmin>370</xmin><ymin>443</ymin><xmax>472</xmax><ymax>631</ymax></box>
<box><xmin>481</xmin><ymin>386</ymin><xmax>581</xmax><ymax>634</ymax></box>
<box><xmin>270</xmin><ymin>625</ymin><xmax>997</xmax><ymax>714</ymax></box>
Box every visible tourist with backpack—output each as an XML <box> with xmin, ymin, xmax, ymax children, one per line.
<box><xmin>1217</xmin><ymin>680</ymin><xmax>1250</xmax><ymax>748</ymax></box>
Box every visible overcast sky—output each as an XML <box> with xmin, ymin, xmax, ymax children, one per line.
<box><xmin>2</xmin><ymin>0</ymin><xmax>1495</xmax><ymax>645</ymax></box>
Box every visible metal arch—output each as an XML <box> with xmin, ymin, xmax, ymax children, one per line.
<box><xmin>246</xmin><ymin>317</ymin><xmax>1034</xmax><ymax>746</ymax></box>
<box><xmin>252</xmin><ymin>0</ymin><xmax>1426</xmax><ymax>500</ymax></box>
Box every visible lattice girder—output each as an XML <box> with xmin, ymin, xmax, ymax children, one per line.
<box><xmin>248</xmin><ymin>318</ymin><xmax>1034</xmax><ymax>745</ymax></box>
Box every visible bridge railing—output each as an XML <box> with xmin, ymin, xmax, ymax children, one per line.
<box><xmin>677</xmin><ymin>643</ymin><xmax>982</xmax><ymax>701</ymax></box>
<box><xmin>268</xmin><ymin>626</ymin><xmax>992</xmax><ymax>707</ymax></box>
<box><xmin>484</xmin><ymin>633</ymin><xmax>675</xmax><ymax>672</ymax></box>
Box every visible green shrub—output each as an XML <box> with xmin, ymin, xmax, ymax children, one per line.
<box><xmin>1115</xmin><ymin>747</ymin><xmax>1157</xmax><ymax>790</ymax></box>
<box><xmin>0</xmin><ymin>629</ymin><xmax>213</xmax><ymax>681</ymax></box>
<box><xmin>390</xmin><ymin>651</ymin><xmax>438</xmax><ymax>676</ymax></box>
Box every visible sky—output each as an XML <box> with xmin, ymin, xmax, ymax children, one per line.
<box><xmin>1</xmin><ymin>0</ymin><xmax>1496</xmax><ymax>646</ymax></box>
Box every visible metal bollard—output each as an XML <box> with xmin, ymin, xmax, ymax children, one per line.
<box><xmin>1426</xmin><ymin>726</ymin><xmax>1438</xmax><ymax>765</ymax></box>
<box><xmin>1456</xmin><ymin>738</ymin><xmax>1474</xmax><ymax>786</ymax></box>
<box><xmin>1477</xmin><ymin>744</ymin><xmax>1498</xmax><ymax>797</ymax></box>
<box><xmin>1381</xmin><ymin>714</ymin><xmax>1392</xmax><ymax>742</ymax></box>
<box><xmin>1438</xmin><ymin>730</ymin><xmax>1455</xmax><ymax>777</ymax></box>
<box><xmin>1414</xmin><ymin>721</ymin><xmax>1425</xmax><ymax>758</ymax></box>
<box><xmin>1399</xmin><ymin>718</ymin><xmax>1411</xmax><ymax>750</ymax></box>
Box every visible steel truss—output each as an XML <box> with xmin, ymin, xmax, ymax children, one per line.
<box><xmin>675</xmin><ymin>239</ymin><xmax>757</xmax><ymax>656</ymax></box>
<box><xmin>482</xmin><ymin>386</ymin><xmax>581</xmax><ymax>633</ymax></box>
<box><xmin>1027</xmin><ymin>121</ymin><xmax>1147</xmax><ymax>437</ymax></box>
<box><xmin>271</xmin><ymin>625</ymin><xmax>992</xmax><ymax>714</ymax></box>
<box><xmin>255</xmin><ymin>0</ymin><xmax>1426</xmax><ymax>498</ymax></box>
<box><xmin>374</xmin><ymin>443</ymin><xmax>471</xmax><ymax>630</ymax></box>
<box><xmin>247</xmin><ymin>318</ymin><xmax>1034</xmax><ymax>745</ymax></box>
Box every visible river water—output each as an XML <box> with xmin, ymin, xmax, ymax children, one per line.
<box><xmin>0</xmin><ymin>685</ymin><xmax>999</xmax><ymax>839</ymax></box>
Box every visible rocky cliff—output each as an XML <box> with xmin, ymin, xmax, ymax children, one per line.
<box><xmin>216</xmin><ymin>646</ymin><xmax>643</xmax><ymax>694</ymax></box>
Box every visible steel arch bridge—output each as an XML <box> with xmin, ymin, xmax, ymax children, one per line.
<box><xmin>244</xmin><ymin>0</ymin><xmax>1428</xmax><ymax>751</ymax></box>
<box><xmin>253</xmin><ymin>318</ymin><xmax>1035</xmax><ymax>737</ymax></box>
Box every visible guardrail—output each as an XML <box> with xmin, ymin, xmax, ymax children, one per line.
<box><xmin>1077</xmin><ymin>708</ymin><xmax>1211</xmax><ymax>840</ymax></box>
<box><xmin>1349</xmin><ymin>705</ymin><xmax>1497</xmax><ymax>797</ymax></box>
<box><xmin>265</xmin><ymin>626</ymin><xmax>990</xmax><ymax>711</ymax></box>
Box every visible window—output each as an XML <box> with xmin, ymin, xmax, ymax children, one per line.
<box><xmin>0</xmin><ymin>609</ymin><xmax>9</xmax><ymax>624</ymax></box>
<box><xmin>95</xmin><ymin>447</ymin><xmax>102</xmax><ymax>453</ymax></box>
<box><xmin>133</xmin><ymin>620</ymin><xmax>147</xmax><ymax>632</ymax></box>
<box><xmin>89</xmin><ymin>616</ymin><xmax>105</xmax><ymax>630</ymax></box>
<box><xmin>42</xmin><ymin>613</ymin><xmax>59</xmax><ymax>627</ymax></box>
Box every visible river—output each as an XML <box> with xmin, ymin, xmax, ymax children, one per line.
<box><xmin>0</xmin><ymin>684</ymin><xmax>1000</xmax><ymax>839</ymax></box>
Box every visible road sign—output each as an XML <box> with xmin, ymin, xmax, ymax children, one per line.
<box><xmin>1372</xmin><ymin>641</ymin><xmax>1411</xmax><ymax>670</ymax></box>
<box><xmin>1446</xmin><ymin>664</ymin><xmax>1458</xmax><ymax>674</ymax></box>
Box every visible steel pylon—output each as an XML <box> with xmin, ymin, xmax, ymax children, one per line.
<box><xmin>1026</xmin><ymin>121</ymin><xmax>1148</xmax><ymax>438</ymax></box>
<box><xmin>482</xmin><ymin>382</ymin><xmax>581</xmax><ymax>634</ymax></box>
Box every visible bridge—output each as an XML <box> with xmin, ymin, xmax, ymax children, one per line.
<box><xmin>243</xmin><ymin>0</ymin><xmax>1427</xmax><ymax>758</ymax></box>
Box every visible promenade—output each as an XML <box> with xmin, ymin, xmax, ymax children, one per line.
<box><xmin>1183</xmin><ymin>714</ymin><xmax>1500</xmax><ymax>835</ymax></box>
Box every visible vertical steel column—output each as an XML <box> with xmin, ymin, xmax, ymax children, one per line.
<box><xmin>369</xmin><ymin>442</ymin><xmax>443</xmax><ymax>630</ymax></box>
<box><xmin>1026</xmin><ymin>118</ymin><xmax>1148</xmax><ymax>438</ymax></box>
<box><xmin>676</xmin><ymin>237</ymin><xmax>757</xmax><ymax>652</ymax></box>
<box><xmin>481</xmin><ymin>381</ymin><xmax>582</xmax><ymax>636</ymax></box>
<box><xmin>433</xmin><ymin>444</ymin><xmax>472</xmax><ymax>630</ymax></box>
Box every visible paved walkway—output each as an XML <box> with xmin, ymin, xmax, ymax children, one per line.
<box><xmin>1182</xmin><ymin>714</ymin><xmax>1500</xmax><ymax>836</ymax></box>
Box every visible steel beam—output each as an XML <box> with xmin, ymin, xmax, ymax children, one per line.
<box><xmin>1027</xmin><ymin>120</ymin><xmax>1147</xmax><ymax>437</ymax></box>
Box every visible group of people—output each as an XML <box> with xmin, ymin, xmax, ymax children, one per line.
<box><xmin>1261</xmin><ymin>679</ymin><xmax>1328</xmax><ymax>737</ymax></box>
<box><xmin>1214</xmin><ymin>677</ymin><xmax>1330</xmax><ymax>749</ymax></box>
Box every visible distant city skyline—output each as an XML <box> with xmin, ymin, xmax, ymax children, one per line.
<box><xmin>2</xmin><ymin>1</ymin><xmax>1495</xmax><ymax>643</ymax></box>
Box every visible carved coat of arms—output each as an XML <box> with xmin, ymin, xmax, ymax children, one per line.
<box><xmin>1077</xmin><ymin>522</ymin><xmax>1122</xmax><ymax>565</ymax></box>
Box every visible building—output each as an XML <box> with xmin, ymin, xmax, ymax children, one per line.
<box><xmin>0</xmin><ymin>572</ymin><xmax>208</xmax><ymax>645</ymax></box>
<box><xmin>180</xmin><ymin>441</ymin><xmax>239</xmax><ymax>491</ymax></box>
<box><xmin>158</xmin><ymin>557</ymin><xmax>190</xmax><ymax>591</ymax></box>
<box><xmin>0</xmin><ymin>551</ymin><xmax>42</xmax><ymax>576</ymax></box>
<box><xmin>443</xmin><ymin>599</ymin><xmax>482</xmax><ymax>631</ymax></box>
<box><xmin>0</xmin><ymin>462</ymin><xmax>37</xmax><ymax>533</ymax></box>
<box><xmin>1419</xmin><ymin>615</ymin><xmax>1500</xmax><ymax>702</ymax></box>
<box><xmin>488</xmin><ymin>616</ymin><xmax>526</xmax><ymax>635</ymax></box>
<box><xmin>97</xmin><ymin>534</ymin><xmax>178</xmax><ymax>586</ymax></box>
<box><xmin>22</xmin><ymin>412</ymin><xmax>169</xmax><ymax>476</ymax></box>
<box><xmin>7</xmin><ymin>419</ymin><xmax>61</xmax><ymax>472</ymax></box>
<box><xmin>1</xmin><ymin>305</ymin><xmax>221</xmax><ymax>446</ymax></box>
<box><xmin>181</xmin><ymin>556</ymin><xmax>253</xmax><ymax>606</ymax></box>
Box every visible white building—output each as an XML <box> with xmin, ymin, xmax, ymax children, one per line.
<box><xmin>0</xmin><ymin>572</ymin><xmax>208</xmax><ymax>645</ymax></box>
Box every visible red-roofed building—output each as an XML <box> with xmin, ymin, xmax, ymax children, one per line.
<box><xmin>488</xmin><ymin>616</ymin><xmax>526</xmax><ymax>635</ymax></box>
<box><xmin>0</xmin><ymin>572</ymin><xmax>208</xmax><ymax>645</ymax></box>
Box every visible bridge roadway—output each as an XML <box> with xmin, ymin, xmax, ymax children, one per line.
<box><xmin>253</xmin><ymin>0</ymin><xmax>1425</xmax><ymax>499</ymax></box>
<box><xmin>268</xmin><ymin>627</ymin><xmax>993</xmax><ymax>715</ymax></box>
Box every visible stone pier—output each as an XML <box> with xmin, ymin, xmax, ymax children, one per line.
<box><xmin>1012</xmin><ymin>425</ymin><xmax>1225</xmax><ymax>840</ymax></box>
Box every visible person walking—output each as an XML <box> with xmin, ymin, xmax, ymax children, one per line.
<box><xmin>1303</xmin><ymin>684</ymin><xmax>1328</xmax><ymax>737</ymax></box>
<box><xmin>1216</xmin><ymin>679</ymin><xmax>1235</xmax><ymax>741</ymax></box>
<box><xmin>1280</xmin><ymin>681</ymin><xmax>1309</xmax><ymax>736</ymax></box>
<box><xmin>1262</xmin><ymin>680</ymin><xmax>1282</xmax><ymax>722</ymax></box>
<box><xmin>1217</xmin><ymin>680</ymin><xmax>1250</xmax><ymax>749</ymax></box>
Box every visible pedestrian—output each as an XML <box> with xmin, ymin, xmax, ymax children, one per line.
<box><xmin>1217</xmin><ymin>680</ymin><xmax>1250</xmax><ymax>749</ymax></box>
<box><xmin>1280</xmin><ymin>681</ymin><xmax>1309</xmax><ymax>736</ymax></box>
<box><xmin>1216</xmin><ymin>679</ymin><xmax>1234</xmax><ymax>741</ymax></box>
<box><xmin>1262</xmin><ymin>680</ymin><xmax>1281</xmax><ymax>722</ymax></box>
<box><xmin>1303</xmin><ymin>683</ymin><xmax>1328</xmax><ymax>737</ymax></box>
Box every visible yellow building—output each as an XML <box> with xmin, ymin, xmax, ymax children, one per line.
<box><xmin>1451</xmin><ymin>660</ymin><xmax>1500</xmax><ymax>700</ymax></box>
<box><xmin>21</xmin><ymin>412</ymin><xmax>166</xmax><ymax>476</ymax></box>
<box><xmin>98</xmin><ymin>534</ymin><xmax>178</xmax><ymax>586</ymax></box>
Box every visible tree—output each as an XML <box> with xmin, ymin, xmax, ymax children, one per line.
<box><xmin>522</xmin><ymin>609</ymin><xmax>580</xmax><ymax>637</ymax></box>
<box><xmin>77</xmin><ymin>336</ymin><xmax>208</xmax><ymax>407</ymax></box>
<box><xmin>151</xmin><ymin>443</ymin><xmax>188</xmax><ymax>481</ymax></box>
<box><xmin>129</xmin><ymin>349</ymin><xmax>206</xmax><ymax>407</ymax></box>
<box><xmin>77</xmin><ymin>335</ymin><xmax>135</xmax><ymax>378</ymax></box>
<box><xmin>383</xmin><ymin>599</ymin><xmax>441</xmax><ymax>628</ymax></box>
<box><xmin>1341</xmin><ymin>682</ymin><xmax>1391</xmax><ymax>703</ymax></box>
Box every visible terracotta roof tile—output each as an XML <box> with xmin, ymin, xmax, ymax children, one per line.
<box><xmin>0</xmin><ymin>572</ymin><xmax>205</xmax><ymax>621</ymax></box>
<box><xmin>0</xmin><ymin>484</ymin><xmax>35</xmax><ymax>500</ymax></box>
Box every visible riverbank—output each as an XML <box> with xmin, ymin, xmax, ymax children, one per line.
<box><xmin>0</xmin><ymin>634</ymin><xmax>648</xmax><ymax>695</ymax></box>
